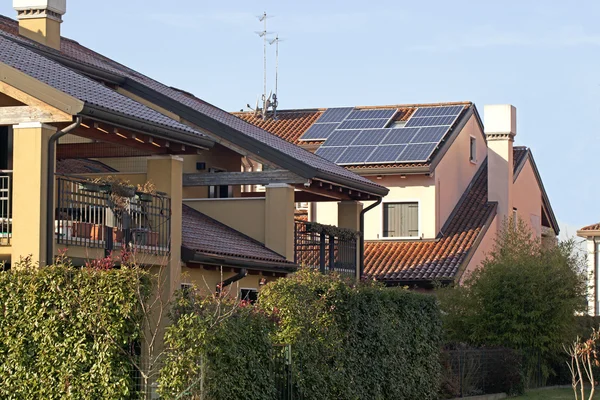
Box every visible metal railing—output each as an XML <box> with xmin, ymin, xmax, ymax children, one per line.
<box><xmin>0</xmin><ymin>171</ymin><xmax>11</xmax><ymax>245</ymax></box>
<box><xmin>55</xmin><ymin>176</ymin><xmax>171</xmax><ymax>255</ymax></box>
<box><xmin>294</xmin><ymin>220</ymin><xmax>358</xmax><ymax>279</ymax></box>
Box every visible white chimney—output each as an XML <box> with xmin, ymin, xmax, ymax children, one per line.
<box><xmin>484</xmin><ymin>104</ymin><xmax>516</xmax><ymax>226</ymax></box>
<box><xmin>13</xmin><ymin>0</ymin><xmax>66</xmax><ymax>50</ymax></box>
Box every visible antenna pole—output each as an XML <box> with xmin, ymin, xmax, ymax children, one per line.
<box><xmin>273</xmin><ymin>35</ymin><xmax>279</xmax><ymax>119</ymax></box>
<box><xmin>260</xmin><ymin>12</ymin><xmax>268</xmax><ymax>119</ymax></box>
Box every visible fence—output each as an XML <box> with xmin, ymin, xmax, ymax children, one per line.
<box><xmin>294</xmin><ymin>220</ymin><xmax>358</xmax><ymax>279</ymax></box>
<box><xmin>56</xmin><ymin>176</ymin><xmax>171</xmax><ymax>255</ymax></box>
<box><xmin>440</xmin><ymin>347</ymin><xmax>541</xmax><ymax>398</ymax></box>
<box><xmin>0</xmin><ymin>171</ymin><xmax>11</xmax><ymax>245</ymax></box>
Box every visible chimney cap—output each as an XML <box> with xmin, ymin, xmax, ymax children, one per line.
<box><xmin>484</xmin><ymin>104</ymin><xmax>516</xmax><ymax>137</ymax></box>
<box><xmin>13</xmin><ymin>0</ymin><xmax>66</xmax><ymax>15</ymax></box>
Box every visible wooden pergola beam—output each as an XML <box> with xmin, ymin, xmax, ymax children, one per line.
<box><xmin>0</xmin><ymin>105</ymin><xmax>71</xmax><ymax>124</ymax></box>
<box><xmin>183</xmin><ymin>170</ymin><xmax>309</xmax><ymax>187</ymax></box>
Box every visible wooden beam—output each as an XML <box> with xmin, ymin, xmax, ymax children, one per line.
<box><xmin>0</xmin><ymin>81</ymin><xmax>74</xmax><ymax>122</ymax></box>
<box><xmin>183</xmin><ymin>170</ymin><xmax>309</xmax><ymax>187</ymax></box>
<box><xmin>0</xmin><ymin>105</ymin><xmax>69</xmax><ymax>124</ymax></box>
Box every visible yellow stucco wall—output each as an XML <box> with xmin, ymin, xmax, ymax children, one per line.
<box><xmin>184</xmin><ymin>198</ymin><xmax>266</xmax><ymax>243</ymax></box>
<box><xmin>18</xmin><ymin>17</ymin><xmax>61</xmax><ymax>50</ymax></box>
<box><xmin>182</xmin><ymin>266</ymin><xmax>280</xmax><ymax>297</ymax></box>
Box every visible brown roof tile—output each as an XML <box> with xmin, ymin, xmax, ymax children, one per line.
<box><xmin>56</xmin><ymin>159</ymin><xmax>117</xmax><ymax>174</ymax></box>
<box><xmin>182</xmin><ymin>205</ymin><xmax>296</xmax><ymax>269</ymax></box>
<box><xmin>234</xmin><ymin>110</ymin><xmax>323</xmax><ymax>145</ymax></box>
<box><xmin>363</xmin><ymin>160</ymin><xmax>496</xmax><ymax>283</ymax></box>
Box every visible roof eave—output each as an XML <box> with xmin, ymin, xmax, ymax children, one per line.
<box><xmin>183</xmin><ymin>249</ymin><xmax>298</xmax><ymax>273</ymax></box>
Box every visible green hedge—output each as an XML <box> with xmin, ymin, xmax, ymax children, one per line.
<box><xmin>0</xmin><ymin>263</ymin><xmax>147</xmax><ymax>399</ymax></box>
<box><xmin>158</xmin><ymin>293</ymin><xmax>276</xmax><ymax>400</ymax></box>
<box><xmin>259</xmin><ymin>268</ymin><xmax>442</xmax><ymax>400</ymax></box>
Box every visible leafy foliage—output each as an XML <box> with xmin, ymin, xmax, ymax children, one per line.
<box><xmin>259</xmin><ymin>268</ymin><xmax>443</xmax><ymax>400</ymax></box>
<box><xmin>158</xmin><ymin>292</ymin><xmax>276</xmax><ymax>400</ymax></box>
<box><xmin>0</xmin><ymin>259</ymin><xmax>148</xmax><ymax>399</ymax></box>
<box><xmin>438</xmin><ymin>219</ymin><xmax>587</xmax><ymax>382</ymax></box>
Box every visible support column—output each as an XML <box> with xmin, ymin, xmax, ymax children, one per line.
<box><xmin>11</xmin><ymin>122</ymin><xmax>55</xmax><ymax>267</ymax></box>
<box><xmin>146</xmin><ymin>155</ymin><xmax>183</xmax><ymax>295</ymax></box>
<box><xmin>265</xmin><ymin>184</ymin><xmax>295</xmax><ymax>261</ymax></box>
<box><xmin>338</xmin><ymin>201</ymin><xmax>363</xmax><ymax>231</ymax></box>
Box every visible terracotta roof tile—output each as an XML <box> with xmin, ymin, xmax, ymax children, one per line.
<box><xmin>182</xmin><ymin>205</ymin><xmax>296</xmax><ymax>269</ymax></box>
<box><xmin>580</xmin><ymin>223</ymin><xmax>600</xmax><ymax>231</ymax></box>
<box><xmin>363</xmin><ymin>160</ymin><xmax>496</xmax><ymax>283</ymax></box>
<box><xmin>234</xmin><ymin>110</ymin><xmax>323</xmax><ymax>145</ymax></box>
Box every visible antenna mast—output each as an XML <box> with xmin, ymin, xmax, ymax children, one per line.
<box><xmin>269</xmin><ymin>35</ymin><xmax>281</xmax><ymax>119</ymax></box>
<box><xmin>257</xmin><ymin>12</ymin><xmax>270</xmax><ymax>120</ymax></box>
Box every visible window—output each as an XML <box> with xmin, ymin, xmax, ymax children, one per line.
<box><xmin>512</xmin><ymin>208</ymin><xmax>518</xmax><ymax>229</ymax></box>
<box><xmin>208</xmin><ymin>167</ymin><xmax>233</xmax><ymax>198</ymax></box>
<box><xmin>469</xmin><ymin>136</ymin><xmax>477</xmax><ymax>163</ymax></box>
<box><xmin>240</xmin><ymin>288</ymin><xmax>258</xmax><ymax>303</ymax></box>
<box><xmin>383</xmin><ymin>202</ymin><xmax>418</xmax><ymax>238</ymax></box>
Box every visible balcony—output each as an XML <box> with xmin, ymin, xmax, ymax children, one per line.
<box><xmin>294</xmin><ymin>220</ymin><xmax>358</xmax><ymax>279</ymax></box>
<box><xmin>55</xmin><ymin>176</ymin><xmax>171</xmax><ymax>254</ymax></box>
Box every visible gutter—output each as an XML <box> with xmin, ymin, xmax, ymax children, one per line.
<box><xmin>46</xmin><ymin>116</ymin><xmax>82</xmax><ymax>265</ymax></box>
<box><xmin>182</xmin><ymin>248</ymin><xmax>298</xmax><ymax>274</ymax></box>
<box><xmin>359</xmin><ymin>197</ymin><xmax>382</xmax><ymax>277</ymax></box>
<box><xmin>351</xmin><ymin>166</ymin><xmax>431</xmax><ymax>177</ymax></box>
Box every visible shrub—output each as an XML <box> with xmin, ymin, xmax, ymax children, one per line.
<box><xmin>0</xmin><ymin>260</ymin><xmax>148</xmax><ymax>399</ymax></box>
<box><xmin>438</xmin><ymin>219</ymin><xmax>587</xmax><ymax>384</ymax></box>
<box><xmin>158</xmin><ymin>292</ymin><xmax>276</xmax><ymax>400</ymax></box>
<box><xmin>259</xmin><ymin>268</ymin><xmax>442</xmax><ymax>400</ymax></box>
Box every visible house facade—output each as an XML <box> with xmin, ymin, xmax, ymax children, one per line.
<box><xmin>237</xmin><ymin>103</ymin><xmax>559</xmax><ymax>287</ymax></box>
<box><xmin>0</xmin><ymin>2</ymin><xmax>388</xmax><ymax>300</ymax></box>
<box><xmin>577</xmin><ymin>224</ymin><xmax>600</xmax><ymax>315</ymax></box>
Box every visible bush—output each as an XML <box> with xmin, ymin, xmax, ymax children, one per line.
<box><xmin>158</xmin><ymin>292</ymin><xmax>276</xmax><ymax>400</ymax></box>
<box><xmin>0</xmin><ymin>260</ymin><xmax>148</xmax><ymax>399</ymax></box>
<box><xmin>259</xmin><ymin>268</ymin><xmax>442</xmax><ymax>400</ymax></box>
<box><xmin>437</xmin><ymin>219</ymin><xmax>587</xmax><ymax>384</ymax></box>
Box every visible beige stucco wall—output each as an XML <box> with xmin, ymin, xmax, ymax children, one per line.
<box><xmin>512</xmin><ymin>159</ymin><xmax>542</xmax><ymax>238</ymax></box>
<box><xmin>184</xmin><ymin>198</ymin><xmax>266</xmax><ymax>244</ymax></box>
<box><xmin>434</xmin><ymin>115</ymin><xmax>487</xmax><ymax>232</ymax></box>
<box><xmin>460</xmin><ymin>214</ymin><xmax>498</xmax><ymax>284</ymax></box>
<box><xmin>182</xmin><ymin>266</ymin><xmax>280</xmax><ymax>297</ymax></box>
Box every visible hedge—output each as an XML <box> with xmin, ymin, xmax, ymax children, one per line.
<box><xmin>158</xmin><ymin>293</ymin><xmax>276</xmax><ymax>400</ymax></box>
<box><xmin>0</xmin><ymin>262</ymin><xmax>148</xmax><ymax>399</ymax></box>
<box><xmin>259</xmin><ymin>268</ymin><xmax>443</xmax><ymax>400</ymax></box>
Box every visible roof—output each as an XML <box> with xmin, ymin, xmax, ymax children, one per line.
<box><xmin>182</xmin><ymin>205</ymin><xmax>296</xmax><ymax>272</ymax></box>
<box><xmin>56</xmin><ymin>158</ymin><xmax>116</xmax><ymax>174</ymax></box>
<box><xmin>363</xmin><ymin>160</ymin><xmax>496</xmax><ymax>283</ymax></box>
<box><xmin>0</xmin><ymin>31</ymin><xmax>212</xmax><ymax>148</ymax></box>
<box><xmin>235</xmin><ymin>102</ymin><xmax>474</xmax><ymax>170</ymax></box>
<box><xmin>0</xmin><ymin>16</ymin><xmax>387</xmax><ymax>198</ymax></box>
<box><xmin>580</xmin><ymin>223</ymin><xmax>600</xmax><ymax>232</ymax></box>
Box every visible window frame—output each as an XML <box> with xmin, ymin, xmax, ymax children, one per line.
<box><xmin>379</xmin><ymin>199</ymin><xmax>421</xmax><ymax>240</ymax></box>
<box><xmin>240</xmin><ymin>287</ymin><xmax>259</xmax><ymax>303</ymax></box>
<box><xmin>469</xmin><ymin>135</ymin><xmax>477</xmax><ymax>164</ymax></box>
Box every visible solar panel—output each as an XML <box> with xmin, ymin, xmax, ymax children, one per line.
<box><xmin>337</xmin><ymin>146</ymin><xmax>377</xmax><ymax>165</ymax></box>
<box><xmin>322</xmin><ymin>130</ymin><xmax>361</xmax><ymax>147</ymax></box>
<box><xmin>317</xmin><ymin>107</ymin><xmax>354</xmax><ymax>123</ymax></box>
<box><xmin>352</xmin><ymin>129</ymin><xmax>390</xmax><ymax>146</ymax></box>
<box><xmin>338</xmin><ymin>119</ymin><xmax>389</xmax><ymax>130</ymax></box>
<box><xmin>314</xmin><ymin>146</ymin><xmax>346</xmax><ymax>163</ymax></box>
<box><xmin>404</xmin><ymin>115</ymin><xmax>456</xmax><ymax>128</ymax></box>
<box><xmin>410</xmin><ymin>126</ymin><xmax>448</xmax><ymax>143</ymax></box>
<box><xmin>367</xmin><ymin>145</ymin><xmax>407</xmax><ymax>163</ymax></box>
<box><xmin>412</xmin><ymin>105</ymin><xmax>464</xmax><ymax>118</ymax></box>
<box><xmin>346</xmin><ymin>109</ymin><xmax>396</xmax><ymax>120</ymax></box>
<box><xmin>397</xmin><ymin>143</ymin><xmax>438</xmax><ymax>162</ymax></box>
<box><xmin>381</xmin><ymin>128</ymin><xmax>420</xmax><ymax>145</ymax></box>
<box><xmin>300</xmin><ymin>122</ymin><xmax>339</xmax><ymax>140</ymax></box>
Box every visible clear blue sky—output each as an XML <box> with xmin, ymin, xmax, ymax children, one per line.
<box><xmin>1</xmin><ymin>0</ymin><xmax>598</xmax><ymax>237</ymax></box>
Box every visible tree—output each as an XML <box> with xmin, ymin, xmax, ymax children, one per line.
<box><xmin>438</xmin><ymin>218</ymin><xmax>587</xmax><ymax>361</ymax></box>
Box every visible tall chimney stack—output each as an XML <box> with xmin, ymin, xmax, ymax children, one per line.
<box><xmin>13</xmin><ymin>0</ymin><xmax>66</xmax><ymax>50</ymax></box>
<box><xmin>484</xmin><ymin>104</ymin><xmax>516</xmax><ymax>227</ymax></box>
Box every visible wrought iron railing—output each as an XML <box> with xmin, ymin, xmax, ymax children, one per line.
<box><xmin>55</xmin><ymin>176</ymin><xmax>171</xmax><ymax>255</ymax></box>
<box><xmin>294</xmin><ymin>220</ymin><xmax>358</xmax><ymax>279</ymax></box>
<box><xmin>0</xmin><ymin>171</ymin><xmax>11</xmax><ymax>245</ymax></box>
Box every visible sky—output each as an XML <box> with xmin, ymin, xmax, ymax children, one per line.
<box><xmin>1</xmin><ymin>0</ymin><xmax>598</xmax><ymax>239</ymax></box>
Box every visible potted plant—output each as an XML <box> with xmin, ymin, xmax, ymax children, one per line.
<box><xmin>136</xmin><ymin>181</ymin><xmax>157</xmax><ymax>202</ymax></box>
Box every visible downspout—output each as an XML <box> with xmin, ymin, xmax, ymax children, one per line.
<box><xmin>46</xmin><ymin>117</ymin><xmax>82</xmax><ymax>266</ymax></box>
<box><xmin>359</xmin><ymin>197</ymin><xmax>382</xmax><ymax>278</ymax></box>
<box><xmin>216</xmin><ymin>268</ymin><xmax>248</xmax><ymax>296</ymax></box>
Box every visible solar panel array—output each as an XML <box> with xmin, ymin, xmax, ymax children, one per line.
<box><xmin>304</xmin><ymin>105</ymin><xmax>465</xmax><ymax>165</ymax></box>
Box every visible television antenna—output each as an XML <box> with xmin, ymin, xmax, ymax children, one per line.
<box><xmin>269</xmin><ymin>35</ymin><xmax>283</xmax><ymax>120</ymax></box>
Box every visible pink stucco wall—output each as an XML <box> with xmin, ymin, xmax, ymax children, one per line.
<box><xmin>461</xmin><ymin>215</ymin><xmax>498</xmax><ymax>284</ymax></box>
<box><xmin>434</xmin><ymin>115</ymin><xmax>487</xmax><ymax>232</ymax></box>
<box><xmin>512</xmin><ymin>159</ymin><xmax>543</xmax><ymax>238</ymax></box>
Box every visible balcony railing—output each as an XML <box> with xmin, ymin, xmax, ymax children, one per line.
<box><xmin>294</xmin><ymin>220</ymin><xmax>358</xmax><ymax>279</ymax></box>
<box><xmin>56</xmin><ymin>176</ymin><xmax>171</xmax><ymax>255</ymax></box>
<box><xmin>0</xmin><ymin>171</ymin><xmax>11</xmax><ymax>245</ymax></box>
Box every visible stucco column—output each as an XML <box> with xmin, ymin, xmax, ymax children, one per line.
<box><xmin>11</xmin><ymin>122</ymin><xmax>56</xmax><ymax>267</ymax></box>
<box><xmin>265</xmin><ymin>184</ymin><xmax>295</xmax><ymax>261</ymax></box>
<box><xmin>146</xmin><ymin>155</ymin><xmax>183</xmax><ymax>294</ymax></box>
<box><xmin>338</xmin><ymin>201</ymin><xmax>363</xmax><ymax>231</ymax></box>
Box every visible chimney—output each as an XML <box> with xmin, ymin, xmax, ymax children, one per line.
<box><xmin>13</xmin><ymin>0</ymin><xmax>66</xmax><ymax>50</ymax></box>
<box><xmin>484</xmin><ymin>104</ymin><xmax>516</xmax><ymax>226</ymax></box>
